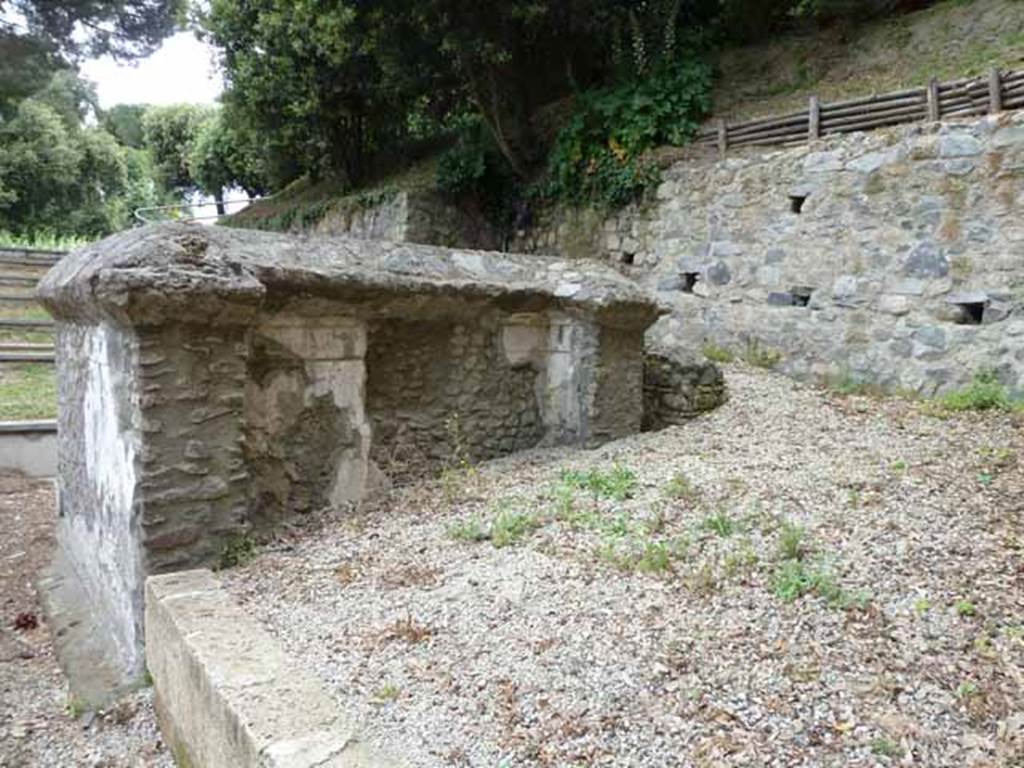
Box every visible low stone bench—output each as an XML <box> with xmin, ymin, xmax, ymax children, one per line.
<box><xmin>146</xmin><ymin>569</ymin><xmax>390</xmax><ymax>767</ymax></box>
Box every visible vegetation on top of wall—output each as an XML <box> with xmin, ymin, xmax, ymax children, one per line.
<box><xmin>539</xmin><ymin>60</ymin><xmax>712</xmax><ymax>210</ymax></box>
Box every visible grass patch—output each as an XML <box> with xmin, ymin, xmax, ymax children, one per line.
<box><xmin>701</xmin><ymin>510</ymin><xmax>735</xmax><ymax>537</ymax></box>
<box><xmin>776</xmin><ymin>520</ymin><xmax>808</xmax><ymax>561</ymax></box>
<box><xmin>447</xmin><ymin>515</ymin><xmax>488</xmax><ymax>543</ymax></box>
<box><xmin>870</xmin><ymin>737</ymin><xmax>902</xmax><ymax>758</ymax></box>
<box><xmin>955</xmin><ymin>599</ymin><xmax>977</xmax><ymax>617</ymax></box>
<box><xmin>662</xmin><ymin>471</ymin><xmax>700</xmax><ymax>502</ymax></box>
<box><xmin>560</xmin><ymin>464</ymin><xmax>636</xmax><ymax>501</ymax></box>
<box><xmin>772</xmin><ymin>558</ymin><xmax>870</xmax><ymax>609</ymax></box>
<box><xmin>0</xmin><ymin>363</ymin><xmax>57</xmax><ymax>420</ymax></box>
<box><xmin>491</xmin><ymin>504</ymin><xmax>541</xmax><ymax>548</ymax></box>
<box><xmin>741</xmin><ymin>338</ymin><xmax>782</xmax><ymax>369</ymax></box>
<box><xmin>0</xmin><ymin>231</ymin><xmax>89</xmax><ymax>250</ymax></box>
<box><xmin>702</xmin><ymin>344</ymin><xmax>734</xmax><ymax>363</ymax></box>
<box><xmin>448</xmin><ymin>501</ymin><xmax>541</xmax><ymax>548</ymax></box>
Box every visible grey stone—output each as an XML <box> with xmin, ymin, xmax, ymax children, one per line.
<box><xmin>765</xmin><ymin>248</ymin><xmax>786</xmax><ymax>264</ymax></box>
<box><xmin>912</xmin><ymin>325</ymin><xmax>947</xmax><ymax>349</ymax></box>
<box><xmin>707</xmin><ymin>261</ymin><xmax>732</xmax><ymax>286</ymax></box>
<box><xmin>804</xmin><ymin>151</ymin><xmax>844</xmax><ymax>173</ymax></box>
<box><xmin>939</xmin><ymin>133</ymin><xmax>983</xmax><ymax>158</ymax></box>
<box><xmin>903</xmin><ymin>241</ymin><xmax>949</xmax><ymax>278</ymax></box>
<box><xmin>146</xmin><ymin>570</ymin><xmax>396</xmax><ymax>768</ymax></box>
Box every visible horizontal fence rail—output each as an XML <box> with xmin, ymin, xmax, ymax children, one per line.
<box><xmin>697</xmin><ymin>68</ymin><xmax>1024</xmax><ymax>153</ymax></box>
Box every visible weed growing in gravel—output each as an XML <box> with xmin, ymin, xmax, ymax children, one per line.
<box><xmin>65</xmin><ymin>694</ymin><xmax>88</xmax><ymax>718</ymax></box>
<box><xmin>889</xmin><ymin>459</ymin><xmax>907</xmax><ymax>474</ymax></box>
<box><xmin>936</xmin><ymin>369</ymin><xmax>1024</xmax><ymax>413</ymax></box>
<box><xmin>701</xmin><ymin>510</ymin><xmax>735</xmax><ymax>537</ymax></box>
<box><xmin>663</xmin><ymin>472</ymin><xmax>700</xmax><ymax>502</ymax></box>
<box><xmin>776</xmin><ymin>521</ymin><xmax>808</xmax><ymax>561</ymax></box>
<box><xmin>217</xmin><ymin>533</ymin><xmax>257</xmax><ymax>569</ymax></box>
<box><xmin>381</xmin><ymin>615</ymin><xmax>433</xmax><ymax>644</ymax></box>
<box><xmin>702</xmin><ymin>343</ymin><xmax>734</xmax><ymax>363</ymax></box>
<box><xmin>772</xmin><ymin>559</ymin><xmax>870</xmax><ymax>609</ymax></box>
<box><xmin>870</xmin><ymin>737</ymin><xmax>902</xmax><ymax>758</ymax></box>
<box><xmin>955</xmin><ymin>680</ymin><xmax>979</xmax><ymax>699</ymax></box>
<box><xmin>440</xmin><ymin>412</ymin><xmax>477</xmax><ymax>501</ymax></box>
<box><xmin>741</xmin><ymin>338</ymin><xmax>782</xmax><ymax>369</ymax></box>
<box><xmin>447</xmin><ymin>515</ymin><xmax>488</xmax><ymax>542</ymax></box>
<box><xmin>597</xmin><ymin>533</ymin><xmax>686</xmax><ymax>575</ymax></box>
<box><xmin>560</xmin><ymin>464</ymin><xmax>637</xmax><ymax>501</ymax></box>
<box><xmin>913</xmin><ymin>597</ymin><xmax>931</xmax><ymax>615</ymax></box>
<box><xmin>372</xmin><ymin>683</ymin><xmax>401</xmax><ymax>704</ymax></box>
<box><xmin>955</xmin><ymin>599</ymin><xmax>977</xmax><ymax>617</ymax></box>
<box><xmin>490</xmin><ymin>503</ymin><xmax>542</xmax><ymax>548</ymax></box>
<box><xmin>722</xmin><ymin>538</ymin><xmax>759</xmax><ymax>579</ymax></box>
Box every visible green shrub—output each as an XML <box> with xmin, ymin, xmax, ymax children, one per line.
<box><xmin>436</xmin><ymin>124</ymin><xmax>518</xmax><ymax>227</ymax></box>
<box><xmin>938</xmin><ymin>369</ymin><xmax>1022</xmax><ymax>412</ymax></box>
<box><xmin>542</xmin><ymin>60</ymin><xmax>712</xmax><ymax>210</ymax></box>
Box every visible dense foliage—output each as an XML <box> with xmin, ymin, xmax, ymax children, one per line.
<box><xmin>0</xmin><ymin>74</ymin><xmax>165</xmax><ymax>237</ymax></box>
<box><xmin>201</xmin><ymin>0</ymin><xmax>931</xmax><ymax>212</ymax></box>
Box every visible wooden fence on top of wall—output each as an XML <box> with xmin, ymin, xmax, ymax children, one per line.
<box><xmin>695</xmin><ymin>68</ymin><xmax>1024</xmax><ymax>153</ymax></box>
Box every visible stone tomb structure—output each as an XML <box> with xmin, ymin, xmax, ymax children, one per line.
<box><xmin>38</xmin><ymin>223</ymin><xmax>661</xmax><ymax>693</ymax></box>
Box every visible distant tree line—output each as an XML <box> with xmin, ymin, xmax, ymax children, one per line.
<box><xmin>0</xmin><ymin>0</ymin><xmax>270</xmax><ymax>239</ymax></box>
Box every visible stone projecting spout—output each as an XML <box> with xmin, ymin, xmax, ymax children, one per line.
<box><xmin>37</xmin><ymin>223</ymin><xmax>662</xmax><ymax>699</ymax></box>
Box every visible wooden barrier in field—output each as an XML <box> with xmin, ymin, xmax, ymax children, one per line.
<box><xmin>696</xmin><ymin>68</ymin><xmax>1024</xmax><ymax>153</ymax></box>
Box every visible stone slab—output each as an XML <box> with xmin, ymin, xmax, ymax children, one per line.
<box><xmin>145</xmin><ymin>569</ymin><xmax>394</xmax><ymax>768</ymax></box>
<box><xmin>0</xmin><ymin>421</ymin><xmax>57</xmax><ymax>476</ymax></box>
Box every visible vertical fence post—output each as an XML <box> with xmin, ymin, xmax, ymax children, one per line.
<box><xmin>988</xmin><ymin>68</ymin><xmax>1003</xmax><ymax>114</ymax></box>
<box><xmin>717</xmin><ymin>118</ymin><xmax>728</xmax><ymax>157</ymax></box>
<box><xmin>808</xmin><ymin>95</ymin><xmax>820</xmax><ymax>141</ymax></box>
<box><xmin>927</xmin><ymin>77</ymin><xmax>940</xmax><ymax>122</ymax></box>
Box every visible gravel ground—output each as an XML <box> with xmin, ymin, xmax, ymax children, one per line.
<box><xmin>0</xmin><ymin>475</ymin><xmax>171</xmax><ymax>768</ymax></box>
<box><xmin>224</xmin><ymin>365</ymin><xmax>1024</xmax><ymax>768</ymax></box>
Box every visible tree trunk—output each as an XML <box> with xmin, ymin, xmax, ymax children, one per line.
<box><xmin>214</xmin><ymin>190</ymin><xmax>226</xmax><ymax>217</ymax></box>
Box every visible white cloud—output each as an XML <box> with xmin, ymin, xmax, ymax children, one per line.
<box><xmin>80</xmin><ymin>32</ymin><xmax>223</xmax><ymax>109</ymax></box>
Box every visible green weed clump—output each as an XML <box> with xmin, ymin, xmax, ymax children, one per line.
<box><xmin>701</xmin><ymin>344</ymin><xmax>734</xmax><ymax>363</ymax></box>
<box><xmin>741</xmin><ymin>338</ymin><xmax>782</xmax><ymax>369</ymax></box>
<box><xmin>560</xmin><ymin>464</ymin><xmax>637</xmax><ymax>501</ymax></box>
<box><xmin>937</xmin><ymin>369</ymin><xmax>1023</xmax><ymax>413</ymax></box>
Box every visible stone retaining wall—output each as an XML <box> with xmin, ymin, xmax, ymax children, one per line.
<box><xmin>514</xmin><ymin>111</ymin><xmax>1024</xmax><ymax>395</ymax></box>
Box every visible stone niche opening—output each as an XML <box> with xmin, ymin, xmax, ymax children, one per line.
<box><xmin>789</xmin><ymin>194</ymin><xmax>807</xmax><ymax>214</ymax></box>
<box><xmin>37</xmin><ymin>223</ymin><xmax>662</xmax><ymax>694</ymax></box>
<box><xmin>950</xmin><ymin>300</ymin><xmax>986</xmax><ymax>325</ymax></box>
<box><xmin>680</xmin><ymin>272</ymin><xmax>700</xmax><ymax>293</ymax></box>
<box><xmin>768</xmin><ymin>286</ymin><xmax>814</xmax><ymax>307</ymax></box>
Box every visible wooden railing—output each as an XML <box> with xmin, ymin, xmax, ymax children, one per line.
<box><xmin>696</xmin><ymin>68</ymin><xmax>1024</xmax><ymax>152</ymax></box>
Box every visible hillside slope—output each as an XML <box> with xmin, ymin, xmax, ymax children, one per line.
<box><xmin>714</xmin><ymin>0</ymin><xmax>1024</xmax><ymax>122</ymax></box>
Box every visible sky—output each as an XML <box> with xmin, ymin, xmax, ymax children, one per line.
<box><xmin>80</xmin><ymin>32</ymin><xmax>224</xmax><ymax>109</ymax></box>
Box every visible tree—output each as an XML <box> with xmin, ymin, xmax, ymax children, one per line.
<box><xmin>0</xmin><ymin>92</ymin><xmax>127</xmax><ymax>236</ymax></box>
<box><xmin>187</xmin><ymin>111</ymin><xmax>268</xmax><ymax>213</ymax></box>
<box><xmin>4</xmin><ymin>0</ymin><xmax>186</xmax><ymax>60</ymax></box>
<box><xmin>0</xmin><ymin>1</ymin><xmax>185</xmax><ymax>113</ymax></box>
<box><xmin>141</xmin><ymin>103</ymin><xmax>212</xmax><ymax>193</ymax></box>
<box><xmin>101</xmin><ymin>103</ymin><xmax>148</xmax><ymax>149</ymax></box>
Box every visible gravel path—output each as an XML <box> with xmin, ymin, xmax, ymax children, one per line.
<box><xmin>0</xmin><ymin>475</ymin><xmax>171</xmax><ymax>768</ymax></box>
<box><xmin>224</xmin><ymin>365</ymin><xmax>1024</xmax><ymax>767</ymax></box>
